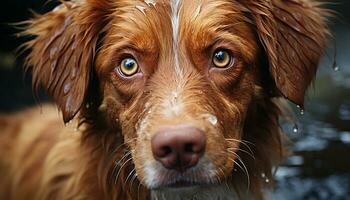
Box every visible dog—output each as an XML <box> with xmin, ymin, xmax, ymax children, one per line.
<box><xmin>0</xmin><ymin>0</ymin><xmax>330</xmax><ymax>199</ymax></box>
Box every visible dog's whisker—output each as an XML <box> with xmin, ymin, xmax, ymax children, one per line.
<box><xmin>225</xmin><ymin>139</ymin><xmax>255</xmax><ymax>156</ymax></box>
<box><xmin>228</xmin><ymin>147</ymin><xmax>255</xmax><ymax>160</ymax></box>
<box><xmin>226</xmin><ymin>148</ymin><xmax>250</xmax><ymax>190</ymax></box>
<box><xmin>114</xmin><ymin>157</ymin><xmax>133</xmax><ymax>184</ymax></box>
<box><xmin>228</xmin><ymin>157</ymin><xmax>250</xmax><ymax>192</ymax></box>
<box><xmin>125</xmin><ymin>168</ymin><xmax>136</xmax><ymax>185</ymax></box>
<box><xmin>130</xmin><ymin>172</ymin><xmax>138</xmax><ymax>189</ymax></box>
<box><xmin>112</xmin><ymin>151</ymin><xmax>132</xmax><ymax>177</ymax></box>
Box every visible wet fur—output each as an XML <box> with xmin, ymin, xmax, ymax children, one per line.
<box><xmin>0</xmin><ymin>0</ymin><xmax>329</xmax><ymax>199</ymax></box>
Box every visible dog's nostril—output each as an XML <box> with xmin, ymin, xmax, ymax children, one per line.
<box><xmin>160</xmin><ymin>146</ymin><xmax>172</xmax><ymax>157</ymax></box>
<box><xmin>184</xmin><ymin>143</ymin><xmax>194</xmax><ymax>153</ymax></box>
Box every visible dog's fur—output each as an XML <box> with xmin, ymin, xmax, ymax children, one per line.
<box><xmin>0</xmin><ymin>0</ymin><xmax>329</xmax><ymax>199</ymax></box>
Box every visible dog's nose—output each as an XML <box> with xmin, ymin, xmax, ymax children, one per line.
<box><xmin>151</xmin><ymin>124</ymin><xmax>206</xmax><ymax>172</ymax></box>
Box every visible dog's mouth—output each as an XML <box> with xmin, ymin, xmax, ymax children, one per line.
<box><xmin>164</xmin><ymin>180</ymin><xmax>202</xmax><ymax>188</ymax></box>
<box><xmin>150</xmin><ymin>168</ymin><xmax>218</xmax><ymax>189</ymax></box>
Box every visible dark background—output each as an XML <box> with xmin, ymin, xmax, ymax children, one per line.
<box><xmin>1</xmin><ymin>1</ymin><xmax>350</xmax><ymax>199</ymax></box>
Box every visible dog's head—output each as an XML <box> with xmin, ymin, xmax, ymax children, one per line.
<box><xmin>24</xmin><ymin>0</ymin><xmax>328</xmax><ymax>197</ymax></box>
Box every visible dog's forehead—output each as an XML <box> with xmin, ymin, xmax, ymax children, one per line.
<box><xmin>107</xmin><ymin>0</ymin><xmax>246</xmax><ymax>50</ymax></box>
<box><xmin>112</xmin><ymin>0</ymin><xmax>243</xmax><ymax>34</ymax></box>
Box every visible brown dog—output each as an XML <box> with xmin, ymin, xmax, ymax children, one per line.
<box><xmin>0</xmin><ymin>0</ymin><xmax>329</xmax><ymax>199</ymax></box>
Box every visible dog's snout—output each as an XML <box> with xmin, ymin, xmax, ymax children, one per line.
<box><xmin>151</xmin><ymin>125</ymin><xmax>206</xmax><ymax>172</ymax></box>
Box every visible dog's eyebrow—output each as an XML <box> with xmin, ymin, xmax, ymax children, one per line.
<box><xmin>196</xmin><ymin>31</ymin><xmax>256</xmax><ymax>63</ymax></box>
<box><xmin>103</xmin><ymin>39</ymin><xmax>156</xmax><ymax>56</ymax></box>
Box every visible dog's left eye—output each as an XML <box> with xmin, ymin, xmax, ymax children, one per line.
<box><xmin>119</xmin><ymin>57</ymin><xmax>139</xmax><ymax>76</ymax></box>
<box><xmin>212</xmin><ymin>49</ymin><xmax>232</xmax><ymax>68</ymax></box>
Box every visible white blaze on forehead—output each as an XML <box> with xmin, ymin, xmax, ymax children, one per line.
<box><xmin>171</xmin><ymin>0</ymin><xmax>183</xmax><ymax>78</ymax></box>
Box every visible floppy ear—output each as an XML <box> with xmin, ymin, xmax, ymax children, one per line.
<box><xmin>247</xmin><ymin>0</ymin><xmax>329</xmax><ymax>107</ymax></box>
<box><xmin>23</xmin><ymin>0</ymin><xmax>112</xmax><ymax>123</ymax></box>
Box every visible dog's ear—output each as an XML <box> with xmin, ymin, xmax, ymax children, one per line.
<box><xmin>23</xmin><ymin>1</ymin><xmax>112</xmax><ymax>123</ymax></box>
<box><xmin>247</xmin><ymin>0</ymin><xmax>329</xmax><ymax>107</ymax></box>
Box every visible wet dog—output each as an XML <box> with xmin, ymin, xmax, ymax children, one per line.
<box><xmin>0</xmin><ymin>0</ymin><xmax>329</xmax><ymax>199</ymax></box>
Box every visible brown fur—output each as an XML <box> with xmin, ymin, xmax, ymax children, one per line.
<box><xmin>0</xmin><ymin>0</ymin><xmax>329</xmax><ymax>199</ymax></box>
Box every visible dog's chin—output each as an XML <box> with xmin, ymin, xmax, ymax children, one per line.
<box><xmin>155</xmin><ymin>180</ymin><xmax>210</xmax><ymax>190</ymax></box>
<box><xmin>146</xmin><ymin>168</ymin><xmax>218</xmax><ymax>190</ymax></box>
<box><xmin>150</xmin><ymin>182</ymin><xmax>240</xmax><ymax>200</ymax></box>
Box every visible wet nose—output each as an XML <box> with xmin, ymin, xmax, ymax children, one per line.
<box><xmin>151</xmin><ymin>124</ymin><xmax>206</xmax><ymax>172</ymax></box>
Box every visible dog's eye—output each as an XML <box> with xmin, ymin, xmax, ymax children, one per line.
<box><xmin>119</xmin><ymin>57</ymin><xmax>139</xmax><ymax>76</ymax></box>
<box><xmin>212</xmin><ymin>50</ymin><xmax>232</xmax><ymax>68</ymax></box>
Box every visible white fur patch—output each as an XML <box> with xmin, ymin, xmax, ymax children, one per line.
<box><xmin>144</xmin><ymin>160</ymin><xmax>158</xmax><ymax>187</ymax></box>
<box><xmin>171</xmin><ymin>0</ymin><xmax>183</xmax><ymax>78</ymax></box>
<box><xmin>162</xmin><ymin>91</ymin><xmax>183</xmax><ymax>117</ymax></box>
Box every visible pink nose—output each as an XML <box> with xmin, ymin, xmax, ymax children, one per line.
<box><xmin>151</xmin><ymin>124</ymin><xmax>206</xmax><ymax>172</ymax></box>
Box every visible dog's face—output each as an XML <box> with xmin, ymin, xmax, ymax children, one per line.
<box><xmin>24</xmin><ymin>0</ymin><xmax>328</xmax><ymax>195</ymax></box>
<box><xmin>96</xmin><ymin>0</ymin><xmax>258</xmax><ymax>188</ymax></box>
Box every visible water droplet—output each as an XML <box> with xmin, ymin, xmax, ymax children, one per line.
<box><xmin>144</xmin><ymin>0</ymin><xmax>156</xmax><ymax>6</ymax></box>
<box><xmin>71</xmin><ymin>41</ymin><xmax>77</xmax><ymax>50</ymax></box>
<box><xmin>49</xmin><ymin>47</ymin><xmax>58</xmax><ymax>60</ymax></box>
<box><xmin>135</xmin><ymin>5</ymin><xmax>146</xmax><ymax>15</ymax></box>
<box><xmin>64</xmin><ymin>83</ymin><xmax>72</xmax><ymax>95</ymax></box>
<box><xmin>208</xmin><ymin>114</ymin><xmax>218</xmax><ymax>126</ymax></box>
<box><xmin>261</xmin><ymin>173</ymin><xmax>270</xmax><ymax>183</ymax></box>
<box><xmin>296</xmin><ymin>105</ymin><xmax>304</xmax><ymax>115</ymax></box>
<box><xmin>65</xmin><ymin>95</ymin><xmax>73</xmax><ymax>113</ymax></box>
<box><xmin>71</xmin><ymin>67</ymin><xmax>77</xmax><ymax>79</ymax></box>
<box><xmin>172</xmin><ymin>91</ymin><xmax>178</xmax><ymax>99</ymax></box>
<box><xmin>171</xmin><ymin>91</ymin><xmax>178</xmax><ymax>103</ymax></box>
<box><xmin>86</xmin><ymin>103</ymin><xmax>90</xmax><ymax>109</ymax></box>
<box><xmin>333</xmin><ymin>63</ymin><xmax>340</xmax><ymax>72</ymax></box>
<box><xmin>293</xmin><ymin>124</ymin><xmax>298</xmax><ymax>133</ymax></box>
<box><xmin>50</xmin><ymin>60</ymin><xmax>57</xmax><ymax>72</ymax></box>
<box><xmin>194</xmin><ymin>5</ymin><xmax>201</xmax><ymax>18</ymax></box>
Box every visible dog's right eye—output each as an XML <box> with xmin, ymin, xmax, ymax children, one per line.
<box><xmin>118</xmin><ymin>57</ymin><xmax>139</xmax><ymax>77</ymax></box>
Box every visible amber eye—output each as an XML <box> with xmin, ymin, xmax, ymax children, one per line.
<box><xmin>212</xmin><ymin>49</ymin><xmax>232</xmax><ymax>68</ymax></box>
<box><xmin>119</xmin><ymin>57</ymin><xmax>139</xmax><ymax>76</ymax></box>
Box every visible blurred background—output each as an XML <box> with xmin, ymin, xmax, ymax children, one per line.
<box><xmin>0</xmin><ymin>0</ymin><xmax>349</xmax><ymax>199</ymax></box>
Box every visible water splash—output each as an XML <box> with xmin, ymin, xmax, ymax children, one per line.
<box><xmin>207</xmin><ymin>114</ymin><xmax>218</xmax><ymax>126</ymax></box>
